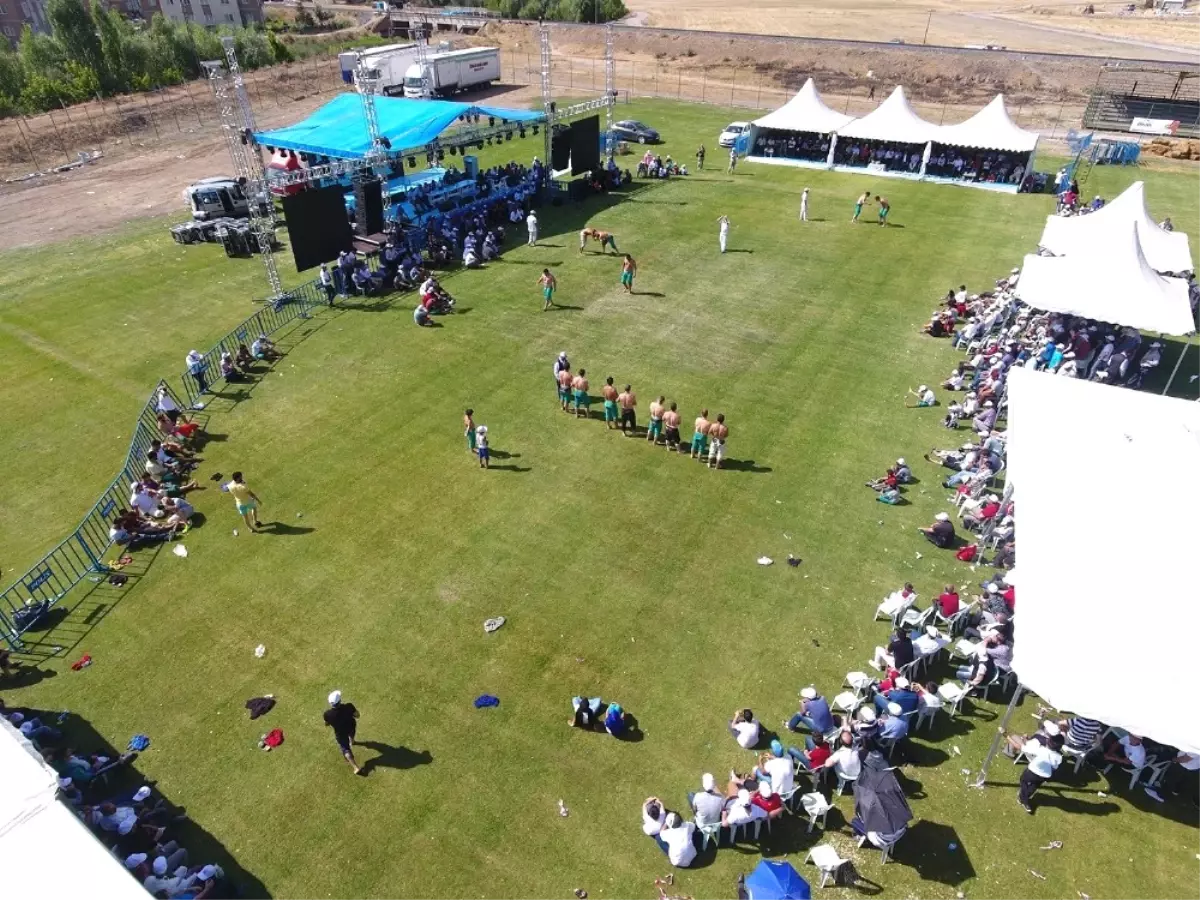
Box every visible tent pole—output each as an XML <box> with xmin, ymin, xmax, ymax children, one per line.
<box><xmin>826</xmin><ymin>133</ymin><xmax>837</xmax><ymax>167</ymax></box>
<box><xmin>974</xmin><ymin>684</ymin><xmax>1024</xmax><ymax>788</ymax></box>
<box><xmin>1162</xmin><ymin>338</ymin><xmax>1190</xmax><ymax>396</ymax></box>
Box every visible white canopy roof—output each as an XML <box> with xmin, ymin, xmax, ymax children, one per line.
<box><xmin>1007</xmin><ymin>367</ymin><xmax>1200</xmax><ymax>755</ymax></box>
<box><xmin>1017</xmin><ymin>217</ymin><xmax>1195</xmax><ymax>335</ymax></box>
<box><xmin>837</xmin><ymin>85</ymin><xmax>940</xmax><ymax>144</ymax></box>
<box><xmin>751</xmin><ymin>78</ymin><xmax>855</xmax><ymax>135</ymax></box>
<box><xmin>933</xmin><ymin>94</ymin><xmax>1039</xmax><ymax>153</ymax></box>
<box><xmin>1040</xmin><ymin>181</ymin><xmax>1194</xmax><ymax>274</ymax></box>
<box><xmin>0</xmin><ymin>720</ymin><xmax>145</xmax><ymax>898</ymax></box>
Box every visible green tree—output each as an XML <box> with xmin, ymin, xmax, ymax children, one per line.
<box><xmin>0</xmin><ymin>41</ymin><xmax>25</xmax><ymax>102</ymax></box>
<box><xmin>47</xmin><ymin>0</ymin><xmax>105</xmax><ymax>84</ymax></box>
<box><xmin>92</xmin><ymin>0</ymin><xmax>128</xmax><ymax>91</ymax></box>
<box><xmin>18</xmin><ymin>24</ymin><xmax>67</xmax><ymax>80</ymax></box>
<box><xmin>267</xmin><ymin>31</ymin><xmax>293</xmax><ymax>63</ymax></box>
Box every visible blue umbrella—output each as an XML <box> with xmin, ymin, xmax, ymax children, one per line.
<box><xmin>744</xmin><ymin>860</ymin><xmax>812</xmax><ymax>900</ymax></box>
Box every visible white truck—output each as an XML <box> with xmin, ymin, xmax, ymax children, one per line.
<box><xmin>339</xmin><ymin>43</ymin><xmax>419</xmax><ymax>96</ymax></box>
<box><xmin>403</xmin><ymin>47</ymin><xmax>501</xmax><ymax>99</ymax></box>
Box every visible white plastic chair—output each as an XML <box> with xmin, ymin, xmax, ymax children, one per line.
<box><xmin>980</xmin><ymin>668</ymin><xmax>1004</xmax><ymax>701</ymax></box>
<box><xmin>695</xmin><ymin>819</ymin><xmax>722</xmax><ymax>851</ymax></box>
<box><xmin>937</xmin><ymin>681</ymin><xmax>970</xmax><ymax>717</ymax></box>
<box><xmin>832</xmin><ymin>690</ymin><xmax>862</xmax><ymax>717</ymax></box>
<box><xmin>727</xmin><ymin>817</ymin><xmax>763</xmax><ymax>844</ymax></box>
<box><xmin>875</xmin><ymin>591</ymin><xmax>914</xmax><ymax>624</ymax></box>
<box><xmin>799</xmin><ymin>792</ymin><xmax>831</xmax><ymax>832</ymax></box>
<box><xmin>844</xmin><ymin>671</ymin><xmax>874</xmax><ymax>694</ymax></box>
<box><xmin>805</xmin><ymin>844</ymin><xmax>850</xmax><ymax>888</ymax></box>
<box><xmin>901</xmin><ymin>604</ymin><xmax>936</xmax><ymax>632</ymax></box>
<box><xmin>915</xmin><ymin>697</ymin><xmax>941</xmax><ymax>732</ymax></box>
<box><xmin>857</xmin><ymin>832</ymin><xmax>897</xmax><ymax>864</ymax></box>
<box><xmin>834</xmin><ymin>763</ymin><xmax>858</xmax><ymax>795</ymax></box>
<box><xmin>950</xmin><ymin>638</ymin><xmax>980</xmax><ymax>662</ymax></box>
<box><xmin>1104</xmin><ymin>758</ymin><xmax>1155</xmax><ymax>790</ymax></box>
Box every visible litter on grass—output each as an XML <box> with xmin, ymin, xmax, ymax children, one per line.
<box><xmin>254</xmin><ymin>644</ymin><xmax>266</xmax><ymax>658</ymax></box>
<box><xmin>757</xmin><ymin>556</ymin><xmax>773</xmax><ymax>566</ymax></box>
<box><xmin>172</xmin><ymin>545</ymin><xmax>188</xmax><ymax>558</ymax></box>
<box><xmin>484</xmin><ymin>616</ymin><xmax>506</xmax><ymax>633</ymax></box>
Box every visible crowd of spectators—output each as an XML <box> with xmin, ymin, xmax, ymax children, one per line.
<box><xmin>750</xmin><ymin>129</ymin><xmax>831</xmax><ymax>163</ymax></box>
<box><xmin>923</xmin><ymin>145</ymin><xmax>1029</xmax><ymax>187</ymax></box>
<box><xmin>833</xmin><ymin>140</ymin><xmax>925</xmax><ymax>173</ymax></box>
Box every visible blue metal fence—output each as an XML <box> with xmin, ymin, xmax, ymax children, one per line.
<box><xmin>0</xmin><ymin>270</ymin><xmax>332</xmax><ymax>650</ymax></box>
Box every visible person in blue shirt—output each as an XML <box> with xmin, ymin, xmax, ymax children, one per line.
<box><xmin>877</xmin><ymin>703</ymin><xmax>909</xmax><ymax>743</ymax></box>
<box><xmin>785</xmin><ymin>687</ymin><xmax>835</xmax><ymax>735</ymax></box>
<box><xmin>604</xmin><ymin>703</ymin><xmax>628</xmax><ymax>737</ymax></box>
<box><xmin>874</xmin><ymin>676</ymin><xmax>920</xmax><ymax>716</ymax></box>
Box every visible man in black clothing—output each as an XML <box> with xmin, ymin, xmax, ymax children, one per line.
<box><xmin>323</xmin><ymin>690</ymin><xmax>361</xmax><ymax>775</ymax></box>
<box><xmin>919</xmin><ymin>512</ymin><xmax>956</xmax><ymax>548</ymax></box>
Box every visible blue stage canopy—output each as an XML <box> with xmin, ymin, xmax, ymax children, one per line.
<box><xmin>254</xmin><ymin>93</ymin><xmax>544</xmax><ymax>160</ymax></box>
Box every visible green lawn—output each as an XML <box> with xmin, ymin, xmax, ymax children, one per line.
<box><xmin>1</xmin><ymin>100</ymin><xmax>1197</xmax><ymax>900</ymax></box>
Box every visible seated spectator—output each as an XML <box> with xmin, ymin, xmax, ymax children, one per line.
<box><xmin>641</xmin><ymin>797</ymin><xmax>666</xmax><ymax>836</ymax></box>
<box><xmin>656</xmin><ymin>813</ymin><xmax>698</xmax><ymax>867</ymax></box>
<box><xmin>568</xmin><ymin>696</ymin><xmax>600</xmax><ymax>729</ymax></box>
<box><xmin>1004</xmin><ymin>718</ymin><xmax>1060</xmax><ymax>759</ymax></box>
<box><xmin>915</xmin><ymin>680</ymin><xmax>942</xmax><ymax>716</ymax></box>
<box><xmin>721</xmin><ymin>787</ymin><xmax>767</xmax><ymax>831</ymax></box>
<box><xmin>414</xmin><ymin>304</ymin><xmax>433</xmax><ymax>327</ymax></box>
<box><xmin>825</xmin><ymin>730</ymin><xmax>862</xmax><ymax>781</ymax></box>
<box><xmin>235</xmin><ymin>344</ymin><xmax>254</xmax><ymax>370</ymax></box>
<box><xmin>877</xmin><ymin>702</ymin><xmax>910</xmax><ymax>744</ymax></box>
<box><xmin>1064</xmin><ymin>716</ymin><xmax>1105</xmax><ymax>753</ymax></box>
<box><xmin>936</xmin><ymin>585</ymin><xmax>960</xmax><ymax>618</ymax></box>
<box><xmin>251</xmin><ymin>334</ymin><xmax>280</xmax><ymax>361</ymax></box>
<box><xmin>920</xmin><ymin>512</ymin><xmax>956</xmax><ymax>548</ymax></box>
<box><xmin>219</xmin><ymin>352</ymin><xmax>247</xmax><ymax>383</ymax></box>
<box><xmin>785</xmin><ymin>687</ymin><xmax>835</xmax><ymax>735</ymax></box>
<box><xmin>866</xmin><ymin>465</ymin><xmax>900</xmax><ymax>493</ymax></box>
<box><xmin>759</xmin><ymin>740</ymin><xmax>794</xmax><ymax>797</ymax></box>
<box><xmin>955</xmin><ymin>644</ymin><xmax>996</xmax><ymax>687</ymax></box>
<box><xmin>905</xmin><ymin>384</ymin><xmax>937</xmax><ymax>408</ymax></box>
<box><xmin>787</xmin><ymin>730</ymin><xmax>832</xmax><ymax>771</ymax></box>
<box><xmin>875</xmin><ymin>676</ymin><xmax>919</xmax><ymax>716</ymax></box>
<box><xmin>873</xmin><ymin>627</ymin><xmax>915</xmax><ymax>672</ymax></box>
<box><xmin>604</xmin><ymin>702</ymin><xmax>628</xmax><ymax>737</ymax></box>
<box><xmin>850</xmin><ymin>706</ymin><xmax>879</xmax><ymax>745</ymax></box>
<box><xmin>751</xmin><ymin>781</ymin><xmax>785</xmax><ymax>821</ymax></box>
<box><xmin>162</xmin><ymin>496</ymin><xmax>193</xmax><ymax>528</ymax></box>
<box><xmin>1103</xmin><ymin>732</ymin><xmax>1147</xmax><ymax>770</ymax></box>
<box><xmin>729</xmin><ymin>709</ymin><xmax>762</xmax><ymax>749</ymax></box>
<box><xmin>688</xmin><ymin>773</ymin><xmax>725</xmax><ymax>826</ymax></box>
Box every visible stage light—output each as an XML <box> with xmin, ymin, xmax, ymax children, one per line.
<box><xmin>476</xmin><ymin>141</ymin><xmax>485</xmax><ymax>150</ymax></box>
<box><xmin>486</xmin><ymin>137</ymin><xmax>493</xmax><ymax>146</ymax></box>
<box><xmin>408</xmin><ymin>156</ymin><xmax>417</xmax><ymax>167</ymax></box>
<box><xmin>532</xmin><ymin>124</ymin><xmax>539</xmax><ymax>135</ymax></box>
<box><xmin>549</xmin><ymin>101</ymin><xmax>556</xmax><ymax>114</ymax></box>
<box><xmin>437</xmin><ymin>149</ymin><xmax>445</xmax><ymax>161</ymax></box>
<box><xmin>519</xmin><ymin>127</ymin><xmax>526</xmax><ymax>139</ymax></box>
<box><xmin>450</xmin><ymin>146</ymin><xmax>458</xmax><ymax>156</ymax></box>
<box><xmin>506</xmin><ymin>130</ymin><xmax>513</xmax><ymax>140</ymax></box>
<box><xmin>488</xmin><ymin>116</ymin><xmax>495</xmax><ymax>127</ymax></box>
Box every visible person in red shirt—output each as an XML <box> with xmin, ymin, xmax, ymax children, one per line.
<box><xmin>787</xmin><ymin>731</ymin><xmax>832</xmax><ymax>771</ymax></box>
<box><xmin>936</xmin><ymin>585</ymin><xmax>960</xmax><ymax>618</ymax></box>
<box><xmin>963</xmin><ymin>497</ymin><xmax>1001</xmax><ymax>531</ymax></box>
<box><xmin>1002</xmin><ymin>584</ymin><xmax>1015</xmax><ymax>611</ymax></box>
<box><xmin>751</xmin><ymin>781</ymin><xmax>785</xmax><ymax>820</ymax></box>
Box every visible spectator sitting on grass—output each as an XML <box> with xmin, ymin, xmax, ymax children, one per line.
<box><xmin>641</xmin><ymin>797</ymin><xmax>666</xmax><ymax>836</ymax></box>
<box><xmin>905</xmin><ymin>384</ymin><xmax>936</xmax><ymax>408</ymax></box>
<box><xmin>729</xmin><ymin>708</ymin><xmax>761</xmax><ymax>749</ymax></box>
<box><xmin>920</xmin><ymin>512</ymin><xmax>956</xmax><ymax>548</ymax></box>
<box><xmin>219</xmin><ymin>352</ymin><xmax>248</xmax><ymax>383</ymax></box>
<box><xmin>251</xmin><ymin>334</ymin><xmax>280</xmax><ymax>361</ymax></box>
<box><xmin>235</xmin><ymin>344</ymin><xmax>255</xmax><ymax>370</ymax></box>
<box><xmin>604</xmin><ymin>703</ymin><xmax>629</xmax><ymax>737</ymax></box>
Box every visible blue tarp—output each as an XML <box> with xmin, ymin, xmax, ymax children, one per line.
<box><xmin>744</xmin><ymin>860</ymin><xmax>811</xmax><ymax>900</ymax></box>
<box><xmin>254</xmin><ymin>93</ymin><xmax>544</xmax><ymax>160</ymax></box>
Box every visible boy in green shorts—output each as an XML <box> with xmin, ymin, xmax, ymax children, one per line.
<box><xmin>691</xmin><ymin>408</ymin><xmax>711</xmax><ymax>460</ymax></box>
<box><xmin>539</xmin><ymin>269</ymin><xmax>557</xmax><ymax>311</ymax></box>
<box><xmin>646</xmin><ymin>396</ymin><xmax>665</xmax><ymax>444</ymax></box>
<box><xmin>557</xmin><ymin>366</ymin><xmax>573</xmax><ymax>412</ymax></box>
<box><xmin>602</xmin><ymin>377</ymin><xmax>619</xmax><ymax>429</ymax></box>
<box><xmin>572</xmin><ymin>369</ymin><xmax>591</xmax><ymax>418</ymax></box>
<box><xmin>621</xmin><ymin>255</ymin><xmax>637</xmax><ymax>294</ymax></box>
<box><xmin>223</xmin><ymin>471</ymin><xmax>262</xmax><ymax>532</ymax></box>
<box><xmin>876</xmin><ymin>195</ymin><xmax>890</xmax><ymax>226</ymax></box>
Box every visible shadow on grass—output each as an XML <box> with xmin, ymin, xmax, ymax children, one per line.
<box><xmin>356</xmin><ymin>741</ymin><xmax>434</xmax><ymax>777</ymax></box>
<box><xmin>260</xmin><ymin>522</ymin><xmax>316</xmax><ymax>536</ymax></box>
<box><xmin>546</xmin><ymin>304</ymin><xmax>584</xmax><ymax>312</ymax></box>
<box><xmin>635</xmin><ymin>291</ymin><xmax>666</xmax><ymax>298</ymax></box>
<box><xmin>721</xmin><ymin>458</ymin><xmax>772</xmax><ymax>474</ymax></box>
<box><xmin>897</xmin><ymin>820</ymin><xmax>975</xmax><ymax>885</ymax></box>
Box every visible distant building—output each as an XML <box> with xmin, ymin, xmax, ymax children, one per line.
<box><xmin>0</xmin><ymin>0</ymin><xmax>51</xmax><ymax>45</ymax></box>
<box><xmin>157</xmin><ymin>0</ymin><xmax>262</xmax><ymax>26</ymax></box>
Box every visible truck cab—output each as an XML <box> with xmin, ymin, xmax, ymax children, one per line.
<box><xmin>183</xmin><ymin>178</ymin><xmax>249</xmax><ymax>221</ymax></box>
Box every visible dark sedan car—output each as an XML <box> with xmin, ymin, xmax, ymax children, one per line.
<box><xmin>611</xmin><ymin>120</ymin><xmax>661</xmax><ymax>144</ymax></box>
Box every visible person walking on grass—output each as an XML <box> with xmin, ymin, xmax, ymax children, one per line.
<box><xmin>621</xmin><ymin>254</ymin><xmax>637</xmax><ymax>294</ymax></box>
<box><xmin>464</xmin><ymin>409</ymin><xmax>476</xmax><ymax>454</ymax></box>
<box><xmin>323</xmin><ymin>690</ymin><xmax>361</xmax><ymax>775</ymax></box>
<box><xmin>799</xmin><ymin>187</ymin><xmax>810</xmax><ymax>223</ymax></box>
<box><xmin>853</xmin><ymin>190</ymin><xmax>871</xmax><ymax>223</ymax></box>
<box><xmin>696</xmin><ymin>144</ymin><xmax>706</xmax><ymax>170</ymax></box>
<box><xmin>602</xmin><ymin>377</ymin><xmax>619</xmax><ymax>430</ymax></box>
<box><xmin>727</xmin><ymin>147</ymin><xmax>738</xmax><ymax>174</ymax></box>
<box><xmin>526</xmin><ymin>209</ymin><xmax>539</xmax><ymax>246</ymax></box>
<box><xmin>717</xmin><ymin>215</ymin><xmax>730</xmax><ymax>253</ymax></box>
<box><xmin>618</xmin><ymin>384</ymin><xmax>637</xmax><ymax>435</ymax></box>
<box><xmin>557</xmin><ymin>365</ymin><xmax>574</xmax><ymax>413</ymax></box>
<box><xmin>475</xmin><ymin>425</ymin><xmax>490</xmax><ymax>469</ymax></box>
<box><xmin>707</xmin><ymin>414</ymin><xmax>729</xmax><ymax>470</ymax></box>
<box><xmin>876</xmin><ymin>195</ymin><xmax>891</xmax><ymax>226</ymax></box>
<box><xmin>539</xmin><ymin>268</ymin><xmax>558</xmax><ymax>311</ymax></box>
<box><xmin>223</xmin><ymin>471</ymin><xmax>261</xmax><ymax>532</ymax></box>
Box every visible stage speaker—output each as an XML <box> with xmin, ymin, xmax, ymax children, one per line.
<box><xmin>570</xmin><ymin>114</ymin><xmax>600</xmax><ymax>176</ymax></box>
<box><xmin>282</xmin><ymin>186</ymin><xmax>354</xmax><ymax>272</ymax></box>
<box><xmin>463</xmin><ymin>154</ymin><xmax>479</xmax><ymax>179</ymax></box>
<box><xmin>362</xmin><ymin>179</ymin><xmax>384</xmax><ymax>235</ymax></box>
<box><xmin>569</xmin><ymin>177</ymin><xmax>590</xmax><ymax>201</ymax></box>
<box><xmin>551</xmin><ymin>124</ymin><xmax>572</xmax><ymax>171</ymax></box>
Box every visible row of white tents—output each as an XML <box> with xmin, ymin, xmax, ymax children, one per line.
<box><xmin>1021</xmin><ymin>180</ymin><xmax>1195</xmax><ymax>337</ymax></box>
<box><xmin>747</xmin><ymin>80</ymin><xmax>1039</xmax><ymax>192</ymax></box>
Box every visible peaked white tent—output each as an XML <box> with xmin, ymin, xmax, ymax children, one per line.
<box><xmin>0</xmin><ymin>719</ymin><xmax>145</xmax><ymax>898</ymax></box>
<box><xmin>934</xmin><ymin>94</ymin><xmax>1039</xmax><ymax>153</ymax></box>
<box><xmin>836</xmin><ymin>85</ymin><xmax>940</xmax><ymax>144</ymax></box>
<box><xmin>1017</xmin><ymin>217</ymin><xmax>1195</xmax><ymax>335</ymax></box>
<box><xmin>1039</xmin><ymin>181</ymin><xmax>1194</xmax><ymax>274</ymax></box>
<box><xmin>1005</xmin><ymin>367</ymin><xmax>1200</xmax><ymax>755</ymax></box>
<box><xmin>750</xmin><ymin>78</ymin><xmax>855</xmax><ymax>136</ymax></box>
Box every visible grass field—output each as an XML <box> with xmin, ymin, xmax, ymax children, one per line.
<box><xmin>2</xmin><ymin>100</ymin><xmax>1198</xmax><ymax>899</ymax></box>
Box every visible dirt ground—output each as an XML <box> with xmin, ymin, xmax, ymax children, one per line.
<box><xmin>0</xmin><ymin>17</ymin><xmax>1194</xmax><ymax>252</ymax></box>
<box><xmin>622</xmin><ymin>0</ymin><xmax>1199</xmax><ymax>60</ymax></box>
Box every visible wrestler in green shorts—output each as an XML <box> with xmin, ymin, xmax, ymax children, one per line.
<box><xmin>647</xmin><ymin>417</ymin><xmax>662</xmax><ymax>440</ymax></box>
<box><xmin>574</xmin><ymin>389</ymin><xmax>590</xmax><ymax>409</ymax></box>
<box><xmin>691</xmin><ymin>432</ymin><xmax>708</xmax><ymax>455</ymax></box>
<box><xmin>620</xmin><ymin>271</ymin><xmax>633</xmax><ymax>288</ymax></box>
<box><xmin>604</xmin><ymin>399</ymin><xmax>617</xmax><ymax>421</ymax></box>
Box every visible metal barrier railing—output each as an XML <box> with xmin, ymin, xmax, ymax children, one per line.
<box><xmin>0</xmin><ymin>380</ymin><xmax>185</xmax><ymax>649</ymax></box>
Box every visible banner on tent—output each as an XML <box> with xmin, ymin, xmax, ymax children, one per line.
<box><xmin>1130</xmin><ymin>117</ymin><xmax>1180</xmax><ymax>136</ymax></box>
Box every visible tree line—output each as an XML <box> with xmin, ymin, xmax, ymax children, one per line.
<box><xmin>0</xmin><ymin>0</ymin><xmax>291</xmax><ymax>116</ymax></box>
<box><xmin>482</xmin><ymin>0</ymin><xmax>628</xmax><ymax>23</ymax></box>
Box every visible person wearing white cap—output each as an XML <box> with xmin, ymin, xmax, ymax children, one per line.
<box><xmin>322</xmin><ymin>690</ymin><xmax>362</xmax><ymax>775</ymax></box>
<box><xmin>875</xmin><ymin>675</ymin><xmax>919</xmax><ymax>717</ymax></box>
<box><xmin>877</xmin><ymin>702</ymin><xmax>909</xmax><ymax>743</ymax></box>
<box><xmin>688</xmin><ymin>773</ymin><xmax>725</xmax><ymax>826</ymax></box>
<box><xmin>525</xmin><ymin>208</ymin><xmax>538</xmax><ymax>246</ymax></box>
<box><xmin>656</xmin><ymin>812</ymin><xmax>698</xmax><ymax>867</ymax></box>
<box><xmin>785</xmin><ymin>686</ymin><xmax>835</xmax><ymax>736</ymax></box>
<box><xmin>124</xmin><ymin>853</ymin><xmax>148</xmax><ymax>871</ymax></box>
<box><xmin>552</xmin><ymin>350</ymin><xmax>570</xmax><ymax>393</ymax></box>
<box><xmin>919</xmin><ymin>511</ymin><xmax>956</xmax><ymax>549</ymax></box>
<box><xmin>721</xmin><ymin>787</ymin><xmax>767</xmax><ymax>831</ymax></box>
<box><xmin>1088</xmin><ymin>333</ymin><xmax>1116</xmax><ymax>379</ymax></box>
<box><xmin>905</xmin><ymin>383</ymin><xmax>936</xmax><ymax>408</ymax></box>
<box><xmin>142</xmin><ymin>853</ymin><xmax>196</xmax><ymax>896</ymax></box>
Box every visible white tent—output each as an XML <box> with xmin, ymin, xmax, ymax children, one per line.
<box><xmin>1039</xmin><ymin>181</ymin><xmax>1194</xmax><ymax>274</ymax></box>
<box><xmin>836</xmin><ymin>85</ymin><xmax>940</xmax><ymax>144</ymax></box>
<box><xmin>1016</xmin><ymin>218</ymin><xmax>1195</xmax><ymax>335</ymax></box>
<box><xmin>1006</xmin><ymin>367</ymin><xmax>1200</xmax><ymax>755</ymax></box>
<box><xmin>0</xmin><ymin>719</ymin><xmax>145</xmax><ymax>898</ymax></box>
<box><xmin>750</xmin><ymin>78</ymin><xmax>855</xmax><ymax>136</ymax></box>
<box><xmin>933</xmin><ymin>94</ymin><xmax>1039</xmax><ymax>153</ymax></box>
